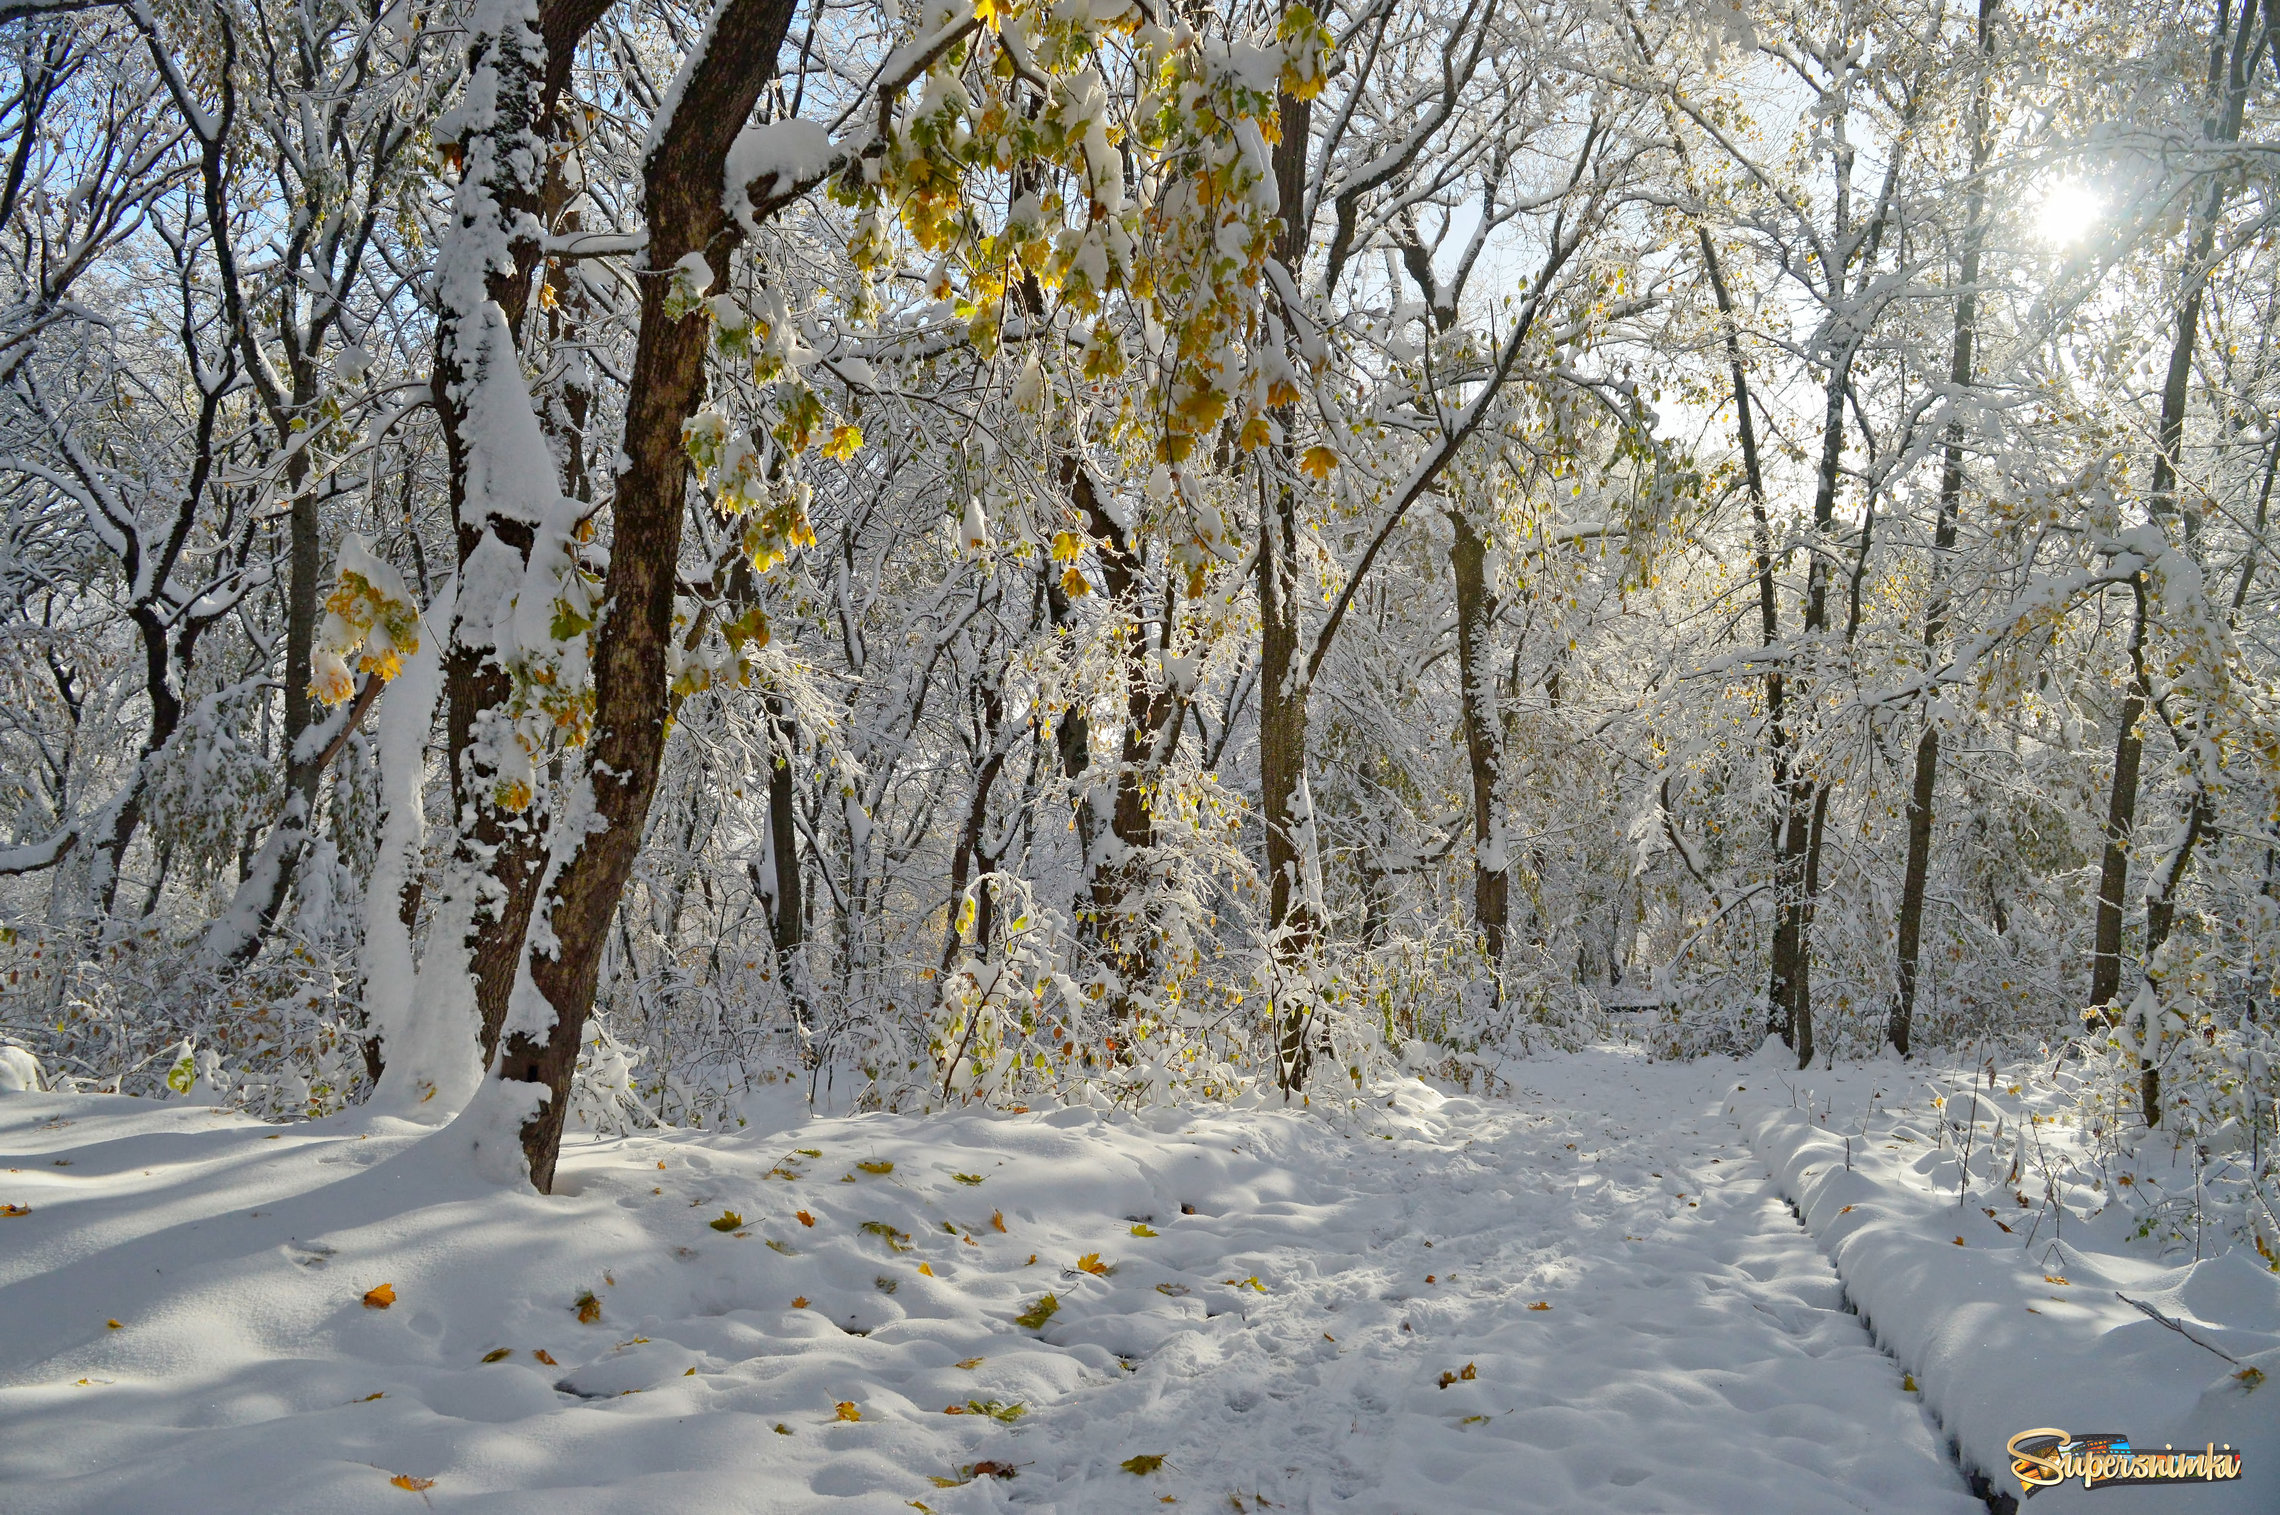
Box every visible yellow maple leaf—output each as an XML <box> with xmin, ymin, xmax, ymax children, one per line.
<box><xmin>1298</xmin><ymin>445</ymin><xmax>1338</xmax><ymax>480</ymax></box>
<box><xmin>363</xmin><ymin>1283</ymin><xmax>397</xmax><ymax>1309</ymax></box>
<box><xmin>823</xmin><ymin>424</ymin><xmax>863</xmax><ymax>461</ymax></box>
<box><xmin>835</xmin><ymin>1400</ymin><xmax>862</xmax><ymax>1422</ymax></box>
<box><xmin>1075</xmin><ymin>1252</ymin><xmax>1112</xmax><ymax>1276</ymax></box>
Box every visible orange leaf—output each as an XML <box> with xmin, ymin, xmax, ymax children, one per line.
<box><xmin>390</xmin><ymin>1474</ymin><xmax>436</xmax><ymax>1492</ymax></box>
<box><xmin>792</xmin><ymin>1296</ymin><xmax>810</xmax><ymax>1309</ymax></box>
<box><xmin>797</xmin><ymin>1210</ymin><xmax>815</xmax><ymax>1227</ymax></box>
<box><xmin>1952</xmin><ymin>1237</ymin><xmax>1966</xmax><ymax>1247</ymax></box>
<box><xmin>363</xmin><ymin>1283</ymin><xmax>397</xmax><ymax>1309</ymax></box>
<box><xmin>1527</xmin><ymin>1301</ymin><xmax>1551</xmax><ymax>1311</ymax></box>
<box><xmin>835</xmin><ymin>1401</ymin><xmax>861</xmax><ymax>1422</ymax></box>
<box><xmin>575</xmin><ymin>1291</ymin><xmax>601</xmax><ymax>1324</ymax></box>
<box><xmin>918</xmin><ymin>1262</ymin><xmax>935</xmax><ymax>1277</ymax></box>
<box><xmin>533</xmin><ymin>1349</ymin><xmax>558</xmax><ymax>1366</ymax></box>
<box><xmin>990</xmin><ymin>1210</ymin><xmax>1006</xmax><ymax>1233</ymax></box>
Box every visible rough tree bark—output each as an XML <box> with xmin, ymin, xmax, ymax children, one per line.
<box><xmin>504</xmin><ymin>0</ymin><xmax>800</xmax><ymax>1192</ymax></box>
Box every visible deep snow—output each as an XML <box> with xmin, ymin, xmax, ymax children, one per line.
<box><xmin>0</xmin><ymin>1047</ymin><xmax>2104</xmax><ymax>1513</ymax></box>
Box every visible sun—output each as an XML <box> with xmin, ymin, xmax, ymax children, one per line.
<box><xmin>2035</xmin><ymin>180</ymin><xmax>2103</xmax><ymax>244</ymax></box>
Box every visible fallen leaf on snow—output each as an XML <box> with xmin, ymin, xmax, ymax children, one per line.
<box><xmin>990</xmin><ymin>1209</ymin><xmax>1007</xmax><ymax>1232</ymax></box>
<box><xmin>856</xmin><ymin>1160</ymin><xmax>894</xmax><ymax>1175</ymax></box>
<box><xmin>389</xmin><ymin>1474</ymin><xmax>435</xmax><ymax>1491</ymax></box>
<box><xmin>792</xmin><ymin>1296</ymin><xmax>810</xmax><ymax>1308</ymax></box>
<box><xmin>953</xmin><ymin>1173</ymin><xmax>984</xmax><ymax>1185</ymax></box>
<box><xmin>955</xmin><ymin>1357</ymin><xmax>984</xmax><ymax>1369</ymax></box>
<box><xmin>1122</xmin><ymin>1454</ymin><xmax>1166</xmax><ymax>1475</ymax></box>
<box><xmin>710</xmin><ymin>1210</ymin><xmax>744</xmax><ymax>1231</ymax></box>
<box><xmin>1076</xmin><ymin>1252</ymin><xmax>1113</xmax><ymax>1276</ymax></box>
<box><xmin>835</xmin><ymin>1401</ymin><xmax>861</xmax><ymax>1421</ymax></box>
<box><xmin>533</xmin><ymin>1349</ymin><xmax>558</xmax><ymax>1365</ymax></box>
<box><xmin>1014</xmin><ymin>1293</ymin><xmax>1059</xmax><ymax>1329</ymax></box>
<box><xmin>796</xmin><ymin>1210</ymin><xmax>815</xmax><ymax>1226</ymax></box>
<box><xmin>575</xmin><ymin>1290</ymin><xmax>602</xmax><ymax>1323</ymax></box>
<box><xmin>363</xmin><ymin>1284</ymin><xmax>397</xmax><ymax>1309</ymax></box>
<box><xmin>1527</xmin><ymin>1301</ymin><xmax>1551</xmax><ymax>1311</ymax></box>
<box><xmin>917</xmin><ymin>1262</ymin><xmax>935</xmax><ymax>1276</ymax></box>
<box><xmin>1130</xmin><ymin>1223</ymin><xmax>1158</xmax><ymax>1237</ymax></box>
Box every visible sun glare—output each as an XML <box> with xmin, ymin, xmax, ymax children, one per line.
<box><xmin>2036</xmin><ymin>180</ymin><xmax>2103</xmax><ymax>244</ymax></box>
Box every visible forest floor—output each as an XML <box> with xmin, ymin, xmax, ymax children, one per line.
<box><xmin>0</xmin><ymin>1044</ymin><xmax>2269</xmax><ymax>1514</ymax></box>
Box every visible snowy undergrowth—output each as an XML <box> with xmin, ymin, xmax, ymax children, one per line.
<box><xmin>0</xmin><ymin>1047</ymin><xmax>1997</xmax><ymax>1514</ymax></box>
<box><xmin>1742</xmin><ymin>1052</ymin><xmax>2280</xmax><ymax>1513</ymax></box>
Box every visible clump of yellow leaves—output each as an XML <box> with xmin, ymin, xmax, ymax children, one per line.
<box><xmin>310</xmin><ymin>537</ymin><xmax>420</xmax><ymax>704</ymax></box>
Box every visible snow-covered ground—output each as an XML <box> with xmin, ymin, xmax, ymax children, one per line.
<box><xmin>1746</xmin><ymin>1056</ymin><xmax>2279</xmax><ymax>1513</ymax></box>
<box><xmin>4</xmin><ymin>1045</ymin><xmax>2235</xmax><ymax>1514</ymax></box>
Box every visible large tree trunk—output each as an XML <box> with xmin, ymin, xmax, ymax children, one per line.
<box><xmin>1066</xmin><ymin>464</ymin><xmax>1177</xmax><ymax>1007</ymax></box>
<box><xmin>428</xmin><ymin>0</ymin><xmax>610</xmax><ymax>1063</ymax></box>
<box><xmin>1892</xmin><ymin>0</ymin><xmax>1999</xmax><ymax>1056</ymax></box>
<box><xmin>504</xmin><ymin>0</ymin><xmax>799</xmax><ymax>1193</ymax></box>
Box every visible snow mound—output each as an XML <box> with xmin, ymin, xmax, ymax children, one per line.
<box><xmin>1742</xmin><ymin>1066</ymin><xmax>2278</xmax><ymax>1513</ymax></box>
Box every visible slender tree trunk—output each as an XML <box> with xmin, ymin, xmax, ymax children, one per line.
<box><xmin>1893</xmin><ymin>0</ymin><xmax>1998</xmax><ymax>1056</ymax></box>
<box><xmin>2090</xmin><ymin>583</ymin><xmax>2149</xmax><ymax>1012</ymax></box>
<box><xmin>1448</xmin><ymin>503</ymin><xmax>1506</xmax><ymax>967</ymax></box>
<box><xmin>2091</xmin><ymin>0</ymin><xmax>2257</xmax><ymax>1030</ymax></box>
<box><xmin>506</xmin><ymin>0</ymin><xmax>799</xmax><ymax>1192</ymax></box>
<box><xmin>1693</xmin><ymin>227</ymin><xmax>1789</xmax><ymax>1052</ymax></box>
<box><xmin>766</xmin><ymin>693</ymin><xmax>805</xmax><ymax>1023</ymax></box>
<box><xmin>1261</xmin><ymin>86</ymin><xmax>1317</xmax><ymax>1093</ymax></box>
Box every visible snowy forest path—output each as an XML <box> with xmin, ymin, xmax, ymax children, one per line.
<box><xmin>985</xmin><ymin>1050</ymin><xmax>1988</xmax><ymax>1514</ymax></box>
<box><xmin>0</xmin><ymin>1051</ymin><xmax>1985</xmax><ymax>1513</ymax></box>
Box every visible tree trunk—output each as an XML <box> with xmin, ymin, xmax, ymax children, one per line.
<box><xmin>2090</xmin><ymin>0</ymin><xmax>2256</xmax><ymax>1020</ymax></box>
<box><xmin>1893</xmin><ymin>0</ymin><xmax>1998</xmax><ymax>1056</ymax></box>
<box><xmin>1448</xmin><ymin>502</ymin><xmax>1506</xmax><ymax>967</ymax></box>
<box><xmin>505</xmin><ymin>0</ymin><xmax>799</xmax><ymax>1193</ymax></box>
<box><xmin>1693</xmin><ymin>226</ymin><xmax>1791</xmax><ymax>1054</ymax></box>
<box><xmin>1261</xmin><ymin>86</ymin><xmax>1317</xmax><ymax>1094</ymax></box>
<box><xmin>765</xmin><ymin>692</ymin><xmax>806</xmax><ymax>1024</ymax></box>
<box><xmin>2090</xmin><ymin>583</ymin><xmax>2149</xmax><ymax>1012</ymax></box>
